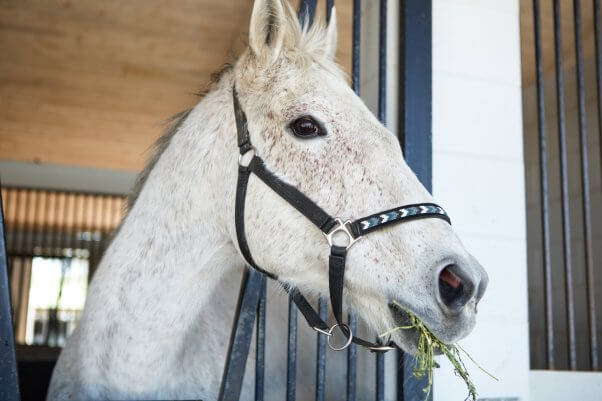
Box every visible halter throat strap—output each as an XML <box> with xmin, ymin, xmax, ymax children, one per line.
<box><xmin>231</xmin><ymin>86</ymin><xmax>450</xmax><ymax>353</ymax></box>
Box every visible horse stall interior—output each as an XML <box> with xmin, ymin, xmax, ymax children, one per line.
<box><xmin>0</xmin><ymin>1</ymin><xmax>434</xmax><ymax>400</ymax></box>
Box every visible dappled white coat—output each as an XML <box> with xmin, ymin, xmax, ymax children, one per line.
<box><xmin>47</xmin><ymin>1</ymin><xmax>487</xmax><ymax>400</ymax></box>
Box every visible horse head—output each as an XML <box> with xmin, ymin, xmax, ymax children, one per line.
<box><xmin>230</xmin><ymin>0</ymin><xmax>488</xmax><ymax>353</ymax></box>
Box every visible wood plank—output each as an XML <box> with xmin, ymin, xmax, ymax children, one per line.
<box><xmin>0</xmin><ymin>0</ymin><xmax>352</xmax><ymax>171</ymax></box>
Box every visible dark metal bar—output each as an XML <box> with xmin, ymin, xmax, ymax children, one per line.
<box><xmin>376</xmin><ymin>1</ymin><xmax>387</xmax><ymax>397</ymax></box>
<box><xmin>255</xmin><ymin>275</ymin><xmax>267</xmax><ymax>401</ymax></box>
<box><xmin>326</xmin><ymin>0</ymin><xmax>334</xmax><ymax>22</ymax></box>
<box><xmin>35</xmin><ymin>191</ymin><xmax>48</xmax><ymax>257</ymax></box>
<box><xmin>378</xmin><ymin>0</ymin><xmax>388</xmax><ymax>124</ymax></box>
<box><xmin>352</xmin><ymin>0</ymin><xmax>361</xmax><ymax>95</ymax></box>
<box><xmin>54</xmin><ymin>191</ymin><xmax>65</xmax><ymax>255</ymax></box>
<box><xmin>73</xmin><ymin>194</ymin><xmax>84</xmax><ymax>255</ymax></box>
<box><xmin>80</xmin><ymin>195</ymin><xmax>92</xmax><ymax>261</ymax></box>
<box><xmin>218</xmin><ymin>269</ymin><xmax>264</xmax><ymax>401</ymax></box>
<box><xmin>0</xmin><ymin>187</ymin><xmax>21</xmax><ymax>401</ymax></box>
<box><xmin>594</xmin><ymin>0</ymin><xmax>602</xmax><ymax>367</ymax></box>
<box><xmin>42</xmin><ymin>191</ymin><xmax>56</xmax><ymax>257</ymax></box>
<box><xmin>4</xmin><ymin>189</ymin><xmax>18</xmax><ymax>253</ymax></box>
<box><xmin>56</xmin><ymin>192</ymin><xmax>72</xmax><ymax>258</ymax></box>
<box><xmin>533</xmin><ymin>0</ymin><xmax>555</xmax><ymax>372</ymax></box>
<box><xmin>399</xmin><ymin>0</ymin><xmax>432</xmax><ymax>189</ymax></box>
<box><xmin>346</xmin><ymin>312</ymin><xmax>357</xmax><ymax>401</ymax></box>
<box><xmin>399</xmin><ymin>0</ymin><xmax>433</xmax><ymax>399</ymax></box>
<box><xmin>348</xmin><ymin>2</ymin><xmax>360</xmax><ymax>399</ymax></box>
<box><xmin>315</xmin><ymin>297</ymin><xmax>327</xmax><ymax>401</ymax></box>
<box><xmin>553</xmin><ymin>0</ymin><xmax>577</xmax><ymax>370</ymax></box>
<box><xmin>399</xmin><ymin>352</ymin><xmax>431</xmax><ymax>401</ymax></box>
<box><xmin>90</xmin><ymin>196</ymin><xmax>104</xmax><ymax>271</ymax></box>
<box><xmin>101</xmin><ymin>195</ymin><xmax>115</xmax><ymax>258</ymax></box>
<box><xmin>286</xmin><ymin>294</ymin><xmax>297</xmax><ymax>401</ymax></box>
<box><xmin>298</xmin><ymin>0</ymin><xmax>317</xmax><ymax>27</ymax></box>
<box><xmin>24</xmin><ymin>190</ymin><xmax>38</xmax><ymax>256</ymax></box>
<box><xmin>84</xmin><ymin>195</ymin><xmax>95</xmax><ymax>259</ymax></box>
<box><xmin>596</xmin><ymin>0</ymin><xmax>602</xmax><ymax>183</ymax></box>
<box><xmin>375</xmin><ymin>350</ymin><xmax>385</xmax><ymax>401</ymax></box>
<box><xmin>16</xmin><ymin>189</ymin><xmax>29</xmax><ymax>255</ymax></box>
<box><xmin>573</xmin><ymin>0</ymin><xmax>598</xmax><ymax>371</ymax></box>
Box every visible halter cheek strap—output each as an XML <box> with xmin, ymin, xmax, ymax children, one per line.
<box><xmin>232</xmin><ymin>86</ymin><xmax>451</xmax><ymax>352</ymax></box>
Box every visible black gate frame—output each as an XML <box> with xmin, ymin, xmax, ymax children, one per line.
<box><xmin>0</xmin><ymin>185</ymin><xmax>21</xmax><ymax>401</ymax></box>
<box><xmin>0</xmin><ymin>1</ymin><xmax>432</xmax><ymax>400</ymax></box>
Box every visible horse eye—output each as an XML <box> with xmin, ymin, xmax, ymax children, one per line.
<box><xmin>289</xmin><ymin>117</ymin><xmax>325</xmax><ymax>139</ymax></box>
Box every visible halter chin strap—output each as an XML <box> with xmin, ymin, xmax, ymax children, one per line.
<box><xmin>232</xmin><ymin>86</ymin><xmax>451</xmax><ymax>352</ymax></box>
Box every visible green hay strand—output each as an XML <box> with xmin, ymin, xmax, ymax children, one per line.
<box><xmin>380</xmin><ymin>301</ymin><xmax>498</xmax><ymax>401</ymax></box>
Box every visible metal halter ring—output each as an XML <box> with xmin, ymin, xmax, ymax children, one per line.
<box><xmin>324</xmin><ymin>218</ymin><xmax>361</xmax><ymax>250</ymax></box>
<box><xmin>327</xmin><ymin>323</ymin><xmax>353</xmax><ymax>351</ymax></box>
<box><xmin>311</xmin><ymin>323</ymin><xmax>353</xmax><ymax>351</ymax></box>
<box><xmin>238</xmin><ymin>146</ymin><xmax>256</xmax><ymax>167</ymax></box>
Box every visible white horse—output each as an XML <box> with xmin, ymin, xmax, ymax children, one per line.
<box><xmin>48</xmin><ymin>1</ymin><xmax>488</xmax><ymax>400</ymax></box>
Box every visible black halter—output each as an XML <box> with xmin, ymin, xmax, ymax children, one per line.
<box><xmin>232</xmin><ymin>87</ymin><xmax>451</xmax><ymax>352</ymax></box>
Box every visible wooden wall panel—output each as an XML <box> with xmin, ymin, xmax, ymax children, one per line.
<box><xmin>0</xmin><ymin>0</ymin><xmax>352</xmax><ymax>172</ymax></box>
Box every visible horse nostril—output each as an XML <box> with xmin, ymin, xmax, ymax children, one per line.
<box><xmin>438</xmin><ymin>264</ymin><xmax>472</xmax><ymax>311</ymax></box>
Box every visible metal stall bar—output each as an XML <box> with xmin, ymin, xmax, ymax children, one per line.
<box><xmin>286</xmin><ymin>296</ymin><xmax>297</xmax><ymax>401</ymax></box>
<box><xmin>43</xmin><ymin>191</ymin><xmax>56</xmax><ymax>257</ymax></box>
<box><xmin>573</xmin><ymin>0</ymin><xmax>598</xmax><ymax>371</ymax></box>
<box><xmin>315</xmin><ymin>297</ymin><xmax>328</xmax><ymax>401</ymax></box>
<box><xmin>24</xmin><ymin>190</ymin><xmax>38</xmax><ymax>260</ymax></box>
<box><xmin>553</xmin><ymin>0</ymin><xmax>577</xmax><ymax>370</ymax></box>
<box><xmin>255</xmin><ymin>276</ymin><xmax>267</xmax><ymax>401</ymax></box>
<box><xmin>301</xmin><ymin>3</ymin><xmax>322</xmax><ymax>399</ymax></box>
<box><xmin>596</xmin><ymin>0</ymin><xmax>602</xmax><ymax>180</ymax></box>
<box><xmin>218</xmin><ymin>269</ymin><xmax>265</xmax><ymax>401</ymax></box>
<box><xmin>301</xmin><ymin>5</ymin><xmax>322</xmax><ymax>399</ymax></box>
<box><xmin>378</xmin><ymin>0</ymin><xmax>388</xmax><ymax>125</ymax></box>
<box><xmin>299</xmin><ymin>0</ymin><xmax>317</xmax><ymax>27</ymax></box>
<box><xmin>347</xmin><ymin>2</ymin><xmax>361</xmax><ymax>400</ymax></box>
<box><xmin>347</xmin><ymin>312</ymin><xmax>358</xmax><ymax>401</ymax></box>
<box><xmin>0</xmin><ymin>188</ymin><xmax>21</xmax><ymax>401</ymax></box>
<box><xmin>376</xmin><ymin>1</ymin><xmax>388</xmax><ymax>400</ymax></box>
<box><xmin>532</xmin><ymin>0</ymin><xmax>555</xmax><ymax>371</ymax></box>
<box><xmin>399</xmin><ymin>0</ymin><xmax>432</xmax><ymax>399</ymax></box>
<box><xmin>15</xmin><ymin>190</ymin><xmax>28</xmax><ymax>257</ymax></box>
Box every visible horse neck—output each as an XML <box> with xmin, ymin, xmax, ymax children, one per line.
<box><xmin>94</xmin><ymin>81</ymin><xmax>241</xmax><ymax>338</ymax></box>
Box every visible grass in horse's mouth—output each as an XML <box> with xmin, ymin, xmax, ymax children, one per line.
<box><xmin>382</xmin><ymin>301</ymin><xmax>497</xmax><ymax>401</ymax></box>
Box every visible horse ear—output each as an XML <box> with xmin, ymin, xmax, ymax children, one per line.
<box><xmin>324</xmin><ymin>7</ymin><xmax>338</xmax><ymax>60</ymax></box>
<box><xmin>249</xmin><ymin>0</ymin><xmax>287</xmax><ymax>63</ymax></box>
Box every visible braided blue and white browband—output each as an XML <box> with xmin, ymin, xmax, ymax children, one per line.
<box><xmin>352</xmin><ymin>203</ymin><xmax>450</xmax><ymax>236</ymax></box>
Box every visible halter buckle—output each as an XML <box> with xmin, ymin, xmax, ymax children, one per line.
<box><xmin>367</xmin><ymin>343</ymin><xmax>396</xmax><ymax>352</ymax></box>
<box><xmin>324</xmin><ymin>219</ymin><xmax>361</xmax><ymax>250</ymax></box>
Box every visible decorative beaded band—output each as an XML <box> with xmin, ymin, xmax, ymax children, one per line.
<box><xmin>354</xmin><ymin>203</ymin><xmax>450</xmax><ymax>235</ymax></box>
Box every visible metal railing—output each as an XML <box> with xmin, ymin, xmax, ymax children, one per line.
<box><xmin>527</xmin><ymin>0</ymin><xmax>601</xmax><ymax>371</ymax></box>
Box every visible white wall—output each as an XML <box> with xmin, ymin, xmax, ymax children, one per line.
<box><xmin>530</xmin><ymin>371</ymin><xmax>602</xmax><ymax>401</ymax></box>
<box><xmin>431</xmin><ymin>1</ymin><xmax>530</xmax><ymax>401</ymax></box>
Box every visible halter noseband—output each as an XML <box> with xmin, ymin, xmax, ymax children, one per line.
<box><xmin>232</xmin><ymin>86</ymin><xmax>451</xmax><ymax>352</ymax></box>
